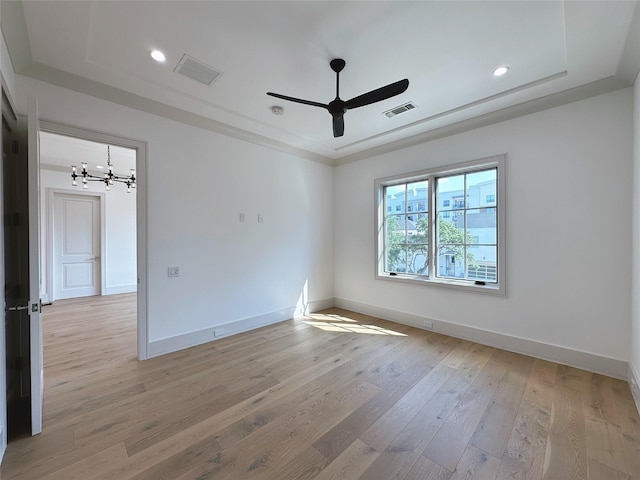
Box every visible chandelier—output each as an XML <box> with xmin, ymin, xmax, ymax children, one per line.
<box><xmin>71</xmin><ymin>145</ymin><xmax>136</xmax><ymax>192</ymax></box>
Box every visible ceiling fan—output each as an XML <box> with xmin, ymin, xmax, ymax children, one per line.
<box><xmin>267</xmin><ymin>59</ymin><xmax>409</xmax><ymax>138</ymax></box>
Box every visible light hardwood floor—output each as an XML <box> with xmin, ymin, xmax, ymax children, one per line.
<box><xmin>2</xmin><ymin>294</ymin><xmax>640</xmax><ymax>479</ymax></box>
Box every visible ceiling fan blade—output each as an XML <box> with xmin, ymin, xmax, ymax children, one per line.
<box><xmin>266</xmin><ymin>92</ymin><xmax>328</xmax><ymax>109</ymax></box>
<box><xmin>344</xmin><ymin>79</ymin><xmax>409</xmax><ymax>110</ymax></box>
<box><xmin>333</xmin><ymin>115</ymin><xmax>345</xmax><ymax>137</ymax></box>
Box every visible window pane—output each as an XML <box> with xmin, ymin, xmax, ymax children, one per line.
<box><xmin>437</xmin><ymin>246</ymin><xmax>465</xmax><ymax>278</ymax></box>
<box><xmin>467</xmin><ymin>246</ymin><xmax>497</xmax><ymax>282</ymax></box>
<box><xmin>407</xmin><ymin>245</ymin><xmax>428</xmax><ymax>274</ymax></box>
<box><xmin>408</xmin><ymin>216</ymin><xmax>428</xmax><ymax>244</ymax></box>
<box><xmin>386</xmin><ymin>215</ymin><xmax>406</xmax><ymax>245</ymax></box>
<box><xmin>467</xmin><ymin>169</ymin><xmax>496</xmax><ymax>208</ymax></box>
<box><xmin>407</xmin><ymin>181</ymin><xmax>427</xmax><ymax>213</ymax></box>
<box><xmin>438</xmin><ymin>174</ymin><xmax>464</xmax><ymax>211</ymax></box>
<box><xmin>386</xmin><ymin>184</ymin><xmax>405</xmax><ymax>214</ymax></box>
<box><xmin>437</xmin><ymin>213</ymin><xmax>464</xmax><ymax>245</ymax></box>
<box><xmin>465</xmin><ymin>209</ymin><xmax>496</xmax><ymax>244</ymax></box>
<box><xmin>386</xmin><ymin>245</ymin><xmax>406</xmax><ymax>272</ymax></box>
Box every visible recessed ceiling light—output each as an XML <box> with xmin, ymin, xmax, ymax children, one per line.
<box><xmin>150</xmin><ymin>49</ymin><xmax>166</xmax><ymax>63</ymax></box>
<box><xmin>96</xmin><ymin>165</ymin><xmax>104</xmax><ymax>169</ymax></box>
<box><xmin>493</xmin><ymin>66</ymin><xmax>510</xmax><ymax>77</ymax></box>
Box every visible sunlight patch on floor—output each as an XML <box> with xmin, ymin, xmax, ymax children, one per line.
<box><xmin>302</xmin><ymin>314</ymin><xmax>407</xmax><ymax>336</ymax></box>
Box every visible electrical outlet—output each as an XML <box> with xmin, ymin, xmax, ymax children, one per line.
<box><xmin>214</xmin><ymin>328</ymin><xmax>224</xmax><ymax>337</ymax></box>
<box><xmin>258</xmin><ymin>214</ymin><xmax>263</xmax><ymax>223</ymax></box>
<box><xmin>168</xmin><ymin>266</ymin><xmax>180</xmax><ymax>277</ymax></box>
<box><xmin>239</xmin><ymin>213</ymin><xmax>245</xmax><ymax>222</ymax></box>
<box><xmin>423</xmin><ymin>320</ymin><xmax>433</xmax><ymax>329</ymax></box>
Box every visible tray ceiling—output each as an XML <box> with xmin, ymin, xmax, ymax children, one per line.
<box><xmin>3</xmin><ymin>1</ymin><xmax>639</xmax><ymax>165</ymax></box>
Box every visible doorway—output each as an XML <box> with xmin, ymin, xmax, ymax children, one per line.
<box><xmin>40</xmin><ymin>121</ymin><xmax>148</xmax><ymax>360</ymax></box>
<box><xmin>2</xmin><ymin>110</ymin><xmax>149</xmax><ymax>444</ymax></box>
<box><xmin>1</xmin><ymin>103</ymin><xmax>150</xmax><ymax>448</ymax></box>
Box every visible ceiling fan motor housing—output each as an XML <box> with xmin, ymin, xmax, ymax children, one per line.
<box><xmin>266</xmin><ymin>58</ymin><xmax>408</xmax><ymax>137</ymax></box>
<box><xmin>328</xmin><ymin>99</ymin><xmax>347</xmax><ymax>116</ymax></box>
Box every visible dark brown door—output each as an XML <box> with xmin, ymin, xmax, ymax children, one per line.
<box><xmin>2</xmin><ymin>92</ymin><xmax>32</xmax><ymax>440</ymax></box>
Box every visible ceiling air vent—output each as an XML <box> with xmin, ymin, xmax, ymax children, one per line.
<box><xmin>173</xmin><ymin>54</ymin><xmax>222</xmax><ymax>86</ymax></box>
<box><xmin>383</xmin><ymin>102</ymin><xmax>417</xmax><ymax>118</ymax></box>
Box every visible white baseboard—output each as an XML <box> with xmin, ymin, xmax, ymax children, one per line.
<box><xmin>43</xmin><ymin>287</ymin><xmax>135</xmax><ymax>303</ymax></box>
<box><xmin>103</xmin><ymin>284</ymin><xmax>137</xmax><ymax>295</ymax></box>
<box><xmin>302</xmin><ymin>298</ymin><xmax>335</xmax><ymax>315</ymax></box>
<box><xmin>148</xmin><ymin>307</ymin><xmax>295</xmax><ymax>357</ymax></box>
<box><xmin>148</xmin><ymin>297</ymin><xmax>335</xmax><ymax>358</ymax></box>
<box><xmin>628</xmin><ymin>364</ymin><xmax>640</xmax><ymax>415</ymax></box>
<box><xmin>147</xmin><ymin>298</ymin><xmax>330</xmax><ymax>358</ymax></box>
<box><xmin>0</xmin><ymin>426</ymin><xmax>5</xmax><ymax>465</ymax></box>
<box><xmin>334</xmin><ymin>297</ymin><xmax>628</xmax><ymax>380</ymax></box>
<box><xmin>146</xmin><ymin>295</ymin><xmax>629</xmax><ymax>383</ymax></box>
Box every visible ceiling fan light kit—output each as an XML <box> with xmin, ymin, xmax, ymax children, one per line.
<box><xmin>267</xmin><ymin>58</ymin><xmax>409</xmax><ymax>137</ymax></box>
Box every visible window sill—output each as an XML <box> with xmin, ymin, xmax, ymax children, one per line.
<box><xmin>376</xmin><ymin>272</ymin><xmax>506</xmax><ymax>296</ymax></box>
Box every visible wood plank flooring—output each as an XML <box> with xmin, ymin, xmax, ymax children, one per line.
<box><xmin>2</xmin><ymin>294</ymin><xmax>640</xmax><ymax>479</ymax></box>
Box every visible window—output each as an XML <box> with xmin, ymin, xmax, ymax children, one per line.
<box><xmin>375</xmin><ymin>155</ymin><xmax>505</xmax><ymax>294</ymax></box>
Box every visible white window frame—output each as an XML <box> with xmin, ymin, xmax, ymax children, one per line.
<box><xmin>374</xmin><ymin>155</ymin><xmax>506</xmax><ymax>295</ymax></box>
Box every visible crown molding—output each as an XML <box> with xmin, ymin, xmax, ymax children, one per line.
<box><xmin>19</xmin><ymin>62</ymin><xmax>335</xmax><ymax>166</ymax></box>
<box><xmin>335</xmin><ymin>75</ymin><xmax>630</xmax><ymax>166</ymax></box>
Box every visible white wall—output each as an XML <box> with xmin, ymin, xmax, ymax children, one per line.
<box><xmin>39</xmin><ymin>167</ymin><xmax>137</xmax><ymax>301</ymax></box>
<box><xmin>1</xmin><ymin>22</ymin><xmax>16</xmax><ymax>105</ymax></box>
<box><xmin>15</xmin><ymin>76</ymin><xmax>334</xmax><ymax>350</ymax></box>
<box><xmin>631</xmin><ymin>72</ymin><xmax>640</xmax><ymax>392</ymax></box>
<box><xmin>335</xmin><ymin>88</ymin><xmax>633</xmax><ymax>376</ymax></box>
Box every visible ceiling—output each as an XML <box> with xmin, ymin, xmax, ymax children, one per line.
<box><xmin>3</xmin><ymin>1</ymin><xmax>639</xmax><ymax>166</ymax></box>
<box><xmin>40</xmin><ymin>131</ymin><xmax>136</xmax><ymax>174</ymax></box>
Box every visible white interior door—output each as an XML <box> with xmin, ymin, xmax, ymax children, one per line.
<box><xmin>53</xmin><ymin>194</ymin><xmax>101</xmax><ymax>300</ymax></box>
<box><xmin>27</xmin><ymin>97</ymin><xmax>43</xmax><ymax>435</ymax></box>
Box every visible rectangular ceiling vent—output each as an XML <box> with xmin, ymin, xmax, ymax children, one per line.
<box><xmin>173</xmin><ymin>54</ymin><xmax>222</xmax><ymax>86</ymax></box>
<box><xmin>383</xmin><ymin>102</ymin><xmax>417</xmax><ymax>118</ymax></box>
